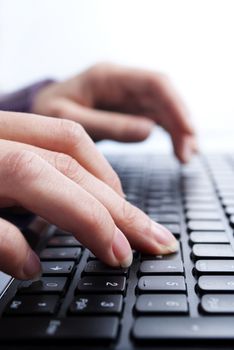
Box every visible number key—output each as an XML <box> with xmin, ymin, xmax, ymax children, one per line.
<box><xmin>76</xmin><ymin>276</ymin><xmax>126</xmax><ymax>293</ymax></box>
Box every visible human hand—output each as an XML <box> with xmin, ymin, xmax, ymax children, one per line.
<box><xmin>32</xmin><ymin>63</ymin><xmax>197</xmax><ymax>163</ymax></box>
<box><xmin>0</xmin><ymin>111</ymin><xmax>178</xmax><ymax>280</ymax></box>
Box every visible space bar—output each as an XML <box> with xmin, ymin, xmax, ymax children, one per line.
<box><xmin>133</xmin><ymin>317</ymin><xmax>234</xmax><ymax>340</ymax></box>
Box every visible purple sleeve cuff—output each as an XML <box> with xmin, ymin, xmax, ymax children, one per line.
<box><xmin>0</xmin><ymin>79</ymin><xmax>55</xmax><ymax>113</ymax></box>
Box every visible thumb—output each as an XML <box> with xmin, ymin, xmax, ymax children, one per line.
<box><xmin>0</xmin><ymin>218</ymin><xmax>41</xmax><ymax>280</ymax></box>
<box><xmin>48</xmin><ymin>97</ymin><xmax>155</xmax><ymax>142</ymax></box>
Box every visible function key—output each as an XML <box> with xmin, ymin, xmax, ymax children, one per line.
<box><xmin>136</xmin><ymin>294</ymin><xmax>188</xmax><ymax>314</ymax></box>
<box><xmin>41</xmin><ymin>261</ymin><xmax>75</xmax><ymax>276</ymax></box>
<box><xmin>69</xmin><ymin>295</ymin><xmax>123</xmax><ymax>315</ymax></box>
<box><xmin>139</xmin><ymin>260</ymin><xmax>183</xmax><ymax>274</ymax></box>
<box><xmin>40</xmin><ymin>248</ymin><xmax>81</xmax><ymax>261</ymax></box>
<box><xmin>19</xmin><ymin>277</ymin><xmax>68</xmax><ymax>294</ymax></box>
<box><xmin>138</xmin><ymin>276</ymin><xmax>186</xmax><ymax>292</ymax></box>
<box><xmin>76</xmin><ymin>276</ymin><xmax>126</xmax><ymax>294</ymax></box>
<box><xmin>4</xmin><ymin>295</ymin><xmax>59</xmax><ymax>316</ymax></box>
<box><xmin>192</xmin><ymin>244</ymin><xmax>234</xmax><ymax>259</ymax></box>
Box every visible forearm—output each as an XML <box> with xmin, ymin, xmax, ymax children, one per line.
<box><xmin>0</xmin><ymin>80</ymin><xmax>54</xmax><ymax>113</ymax></box>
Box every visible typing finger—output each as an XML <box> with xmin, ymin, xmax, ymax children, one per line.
<box><xmin>0</xmin><ymin>149</ymin><xmax>132</xmax><ymax>268</ymax></box>
<box><xmin>0</xmin><ymin>139</ymin><xmax>177</xmax><ymax>255</ymax></box>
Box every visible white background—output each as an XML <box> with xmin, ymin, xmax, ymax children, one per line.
<box><xmin>0</xmin><ymin>0</ymin><xmax>234</xmax><ymax>151</ymax></box>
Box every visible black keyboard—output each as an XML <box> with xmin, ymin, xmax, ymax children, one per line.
<box><xmin>1</xmin><ymin>154</ymin><xmax>234</xmax><ymax>349</ymax></box>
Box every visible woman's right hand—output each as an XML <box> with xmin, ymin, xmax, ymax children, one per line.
<box><xmin>0</xmin><ymin>111</ymin><xmax>178</xmax><ymax>280</ymax></box>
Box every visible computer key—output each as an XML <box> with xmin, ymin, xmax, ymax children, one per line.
<box><xmin>139</xmin><ymin>260</ymin><xmax>184</xmax><ymax>274</ymax></box>
<box><xmin>185</xmin><ymin>196</ymin><xmax>216</xmax><ymax>203</ymax></box>
<box><xmin>136</xmin><ymin>294</ymin><xmax>188</xmax><ymax>314</ymax></box>
<box><xmin>192</xmin><ymin>244</ymin><xmax>234</xmax><ymax>259</ymax></box>
<box><xmin>162</xmin><ymin>224</ymin><xmax>181</xmax><ymax>237</ymax></box>
<box><xmin>41</xmin><ymin>261</ymin><xmax>75</xmax><ymax>275</ymax></box>
<box><xmin>19</xmin><ymin>277</ymin><xmax>68</xmax><ymax>294</ymax></box>
<box><xmin>69</xmin><ymin>295</ymin><xmax>123</xmax><ymax>315</ymax></box>
<box><xmin>147</xmin><ymin>205</ymin><xmax>179</xmax><ymax>214</ymax></box>
<box><xmin>47</xmin><ymin>236</ymin><xmax>82</xmax><ymax>247</ymax></box>
<box><xmin>132</xmin><ymin>317</ymin><xmax>234</xmax><ymax>340</ymax></box>
<box><xmin>201</xmin><ymin>294</ymin><xmax>234</xmax><ymax>314</ymax></box>
<box><xmin>222</xmin><ymin>199</ymin><xmax>234</xmax><ymax>206</ymax></box>
<box><xmin>190</xmin><ymin>231</ymin><xmax>229</xmax><ymax>244</ymax></box>
<box><xmin>229</xmin><ymin>215</ymin><xmax>234</xmax><ymax>227</ymax></box>
<box><xmin>84</xmin><ymin>261</ymin><xmax>128</xmax><ymax>275</ymax></box>
<box><xmin>0</xmin><ymin>317</ymin><xmax>119</xmax><ymax>341</ymax></box>
<box><xmin>4</xmin><ymin>295</ymin><xmax>59</xmax><ymax>315</ymax></box>
<box><xmin>40</xmin><ymin>248</ymin><xmax>81</xmax><ymax>261</ymax></box>
<box><xmin>188</xmin><ymin>221</ymin><xmax>225</xmax><ymax>232</ymax></box>
<box><xmin>142</xmin><ymin>249</ymin><xmax>181</xmax><ymax>261</ymax></box>
<box><xmin>185</xmin><ymin>203</ymin><xmax>218</xmax><ymax>211</ymax></box>
<box><xmin>151</xmin><ymin>214</ymin><xmax>180</xmax><ymax>224</ymax></box>
<box><xmin>198</xmin><ymin>275</ymin><xmax>234</xmax><ymax>292</ymax></box>
<box><xmin>195</xmin><ymin>260</ymin><xmax>234</xmax><ymax>273</ymax></box>
<box><xmin>53</xmin><ymin>228</ymin><xmax>73</xmax><ymax>236</ymax></box>
<box><xmin>225</xmin><ymin>206</ymin><xmax>234</xmax><ymax>215</ymax></box>
<box><xmin>76</xmin><ymin>276</ymin><xmax>126</xmax><ymax>293</ymax></box>
<box><xmin>138</xmin><ymin>276</ymin><xmax>186</xmax><ymax>292</ymax></box>
<box><xmin>186</xmin><ymin>211</ymin><xmax>221</xmax><ymax>221</ymax></box>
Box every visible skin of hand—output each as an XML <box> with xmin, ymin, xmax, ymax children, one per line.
<box><xmin>0</xmin><ymin>111</ymin><xmax>178</xmax><ymax>280</ymax></box>
<box><xmin>32</xmin><ymin>63</ymin><xmax>198</xmax><ymax>163</ymax></box>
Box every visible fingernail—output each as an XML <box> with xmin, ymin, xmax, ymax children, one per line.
<box><xmin>23</xmin><ymin>250</ymin><xmax>42</xmax><ymax>280</ymax></box>
<box><xmin>151</xmin><ymin>221</ymin><xmax>179</xmax><ymax>252</ymax></box>
<box><xmin>112</xmin><ymin>228</ymin><xmax>133</xmax><ymax>268</ymax></box>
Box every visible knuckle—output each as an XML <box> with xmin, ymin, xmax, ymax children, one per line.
<box><xmin>2</xmin><ymin>150</ymin><xmax>44</xmax><ymax>185</ymax></box>
<box><xmin>88</xmin><ymin>201</ymin><xmax>110</xmax><ymax>234</ymax></box>
<box><xmin>120</xmin><ymin>200</ymin><xmax>152</xmax><ymax>236</ymax></box>
<box><xmin>120</xmin><ymin>200</ymin><xmax>139</xmax><ymax>228</ymax></box>
<box><xmin>45</xmin><ymin>99</ymin><xmax>63</xmax><ymax>116</ymax></box>
<box><xmin>58</xmin><ymin>119</ymin><xmax>86</xmax><ymax>149</ymax></box>
<box><xmin>54</xmin><ymin>152</ymin><xmax>80</xmax><ymax>180</ymax></box>
<box><xmin>105</xmin><ymin>171</ymin><xmax>122</xmax><ymax>192</ymax></box>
